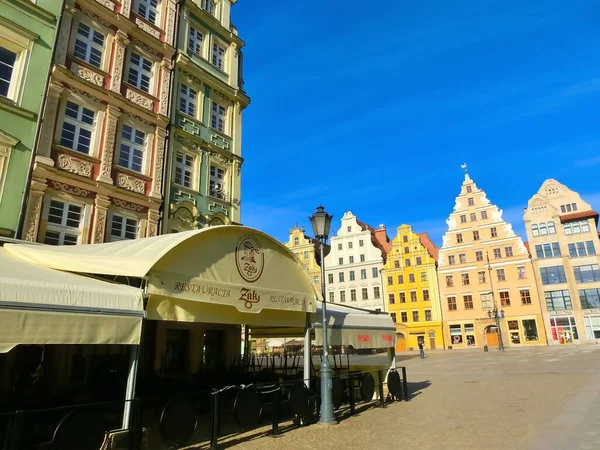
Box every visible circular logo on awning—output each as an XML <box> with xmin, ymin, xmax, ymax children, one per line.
<box><xmin>235</xmin><ymin>235</ymin><xmax>264</xmax><ymax>283</ymax></box>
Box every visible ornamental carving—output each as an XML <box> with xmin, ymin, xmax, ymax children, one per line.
<box><xmin>76</xmin><ymin>66</ymin><xmax>103</xmax><ymax>86</ymax></box>
<box><xmin>131</xmin><ymin>37</ymin><xmax>160</xmax><ymax>57</ymax></box>
<box><xmin>123</xmin><ymin>109</ymin><xmax>153</xmax><ymax>126</ymax></box>
<box><xmin>175</xmin><ymin>134</ymin><xmax>199</xmax><ymax>151</ymax></box>
<box><xmin>126</xmin><ymin>89</ymin><xmax>153</xmax><ymax>110</ymax></box>
<box><xmin>232</xmin><ymin>197</ymin><xmax>241</xmax><ymax>206</ymax></box>
<box><xmin>57</xmin><ymin>154</ymin><xmax>93</xmax><ymax>178</ymax></box>
<box><xmin>112</xmin><ymin>197</ymin><xmax>148</xmax><ymax>213</ymax></box>
<box><xmin>151</xmin><ymin>130</ymin><xmax>166</xmax><ymax>196</ymax></box>
<box><xmin>135</xmin><ymin>18</ymin><xmax>161</xmax><ymax>39</ymax></box>
<box><xmin>165</xmin><ymin>2</ymin><xmax>177</xmax><ymax>45</ymax></box>
<box><xmin>69</xmin><ymin>85</ymin><xmax>100</xmax><ymax>103</ymax></box>
<box><xmin>209</xmin><ymin>151</ymin><xmax>231</xmax><ymax>166</ymax></box>
<box><xmin>173</xmin><ymin>207</ymin><xmax>195</xmax><ymax>226</ymax></box>
<box><xmin>120</xmin><ymin>0</ymin><xmax>131</xmax><ymax>16</ymax></box>
<box><xmin>111</xmin><ymin>40</ymin><xmax>127</xmax><ymax>92</ymax></box>
<box><xmin>99</xmin><ymin>110</ymin><xmax>118</xmax><ymax>181</ymax></box>
<box><xmin>117</xmin><ymin>173</ymin><xmax>146</xmax><ymax>194</ymax></box>
<box><xmin>24</xmin><ymin>193</ymin><xmax>44</xmax><ymax>242</ymax></box>
<box><xmin>50</xmin><ymin>180</ymin><xmax>92</xmax><ymax>197</ymax></box>
<box><xmin>213</xmin><ymin>89</ymin><xmax>231</xmax><ymax>103</ymax></box>
<box><xmin>233</xmin><ymin>159</ymin><xmax>242</xmax><ymax>176</ymax></box>
<box><xmin>95</xmin><ymin>0</ymin><xmax>115</xmax><ymax>11</ymax></box>
<box><xmin>183</xmin><ymin>71</ymin><xmax>202</xmax><ymax>86</ymax></box>
<box><xmin>159</xmin><ymin>70</ymin><xmax>170</xmax><ymax>116</ymax></box>
<box><xmin>80</xmin><ymin>7</ymin><xmax>114</xmax><ymax>28</ymax></box>
<box><xmin>93</xmin><ymin>208</ymin><xmax>107</xmax><ymax>243</ymax></box>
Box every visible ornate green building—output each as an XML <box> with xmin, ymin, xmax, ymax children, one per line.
<box><xmin>0</xmin><ymin>0</ymin><xmax>62</xmax><ymax>237</ymax></box>
<box><xmin>163</xmin><ymin>0</ymin><xmax>249</xmax><ymax>232</ymax></box>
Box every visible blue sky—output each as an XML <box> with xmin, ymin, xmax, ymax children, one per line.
<box><xmin>233</xmin><ymin>0</ymin><xmax>600</xmax><ymax>246</ymax></box>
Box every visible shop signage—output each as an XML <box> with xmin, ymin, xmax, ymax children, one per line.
<box><xmin>409</xmin><ymin>331</ymin><xmax>425</xmax><ymax>335</ymax></box>
<box><xmin>583</xmin><ymin>308</ymin><xmax>600</xmax><ymax>315</ymax></box>
<box><xmin>235</xmin><ymin>234</ymin><xmax>264</xmax><ymax>283</ymax></box>
<box><xmin>548</xmin><ymin>310</ymin><xmax>573</xmax><ymax>316</ymax></box>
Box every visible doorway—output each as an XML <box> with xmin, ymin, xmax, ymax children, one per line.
<box><xmin>486</xmin><ymin>325</ymin><xmax>499</xmax><ymax>348</ymax></box>
<box><xmin>395</xmin><ymin>333</ymin><xmax>407</xmax><ymax>352</ymax></box>
<box><xmin>428</xmin><ymin>331</ymin><xmax>436</xmax><ymax>350</ymax></box>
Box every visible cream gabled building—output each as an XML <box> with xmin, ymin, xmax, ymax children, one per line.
<box><xmin>285</xmin><ymin>224</ymin><xmax>321</xmax><ymax>288</ymax></box>
<box><xmin>438</xmin><ymin>172</ymin><xmax>546</xmax><ymax>349</ymax></box>
<box><xmin>324</xmin><ymin>212</ymin><xmax>391</xmax><ymax>311</ymax></box>
<box><xmin>524</xmin><ymin>179</ymin><xmax>600</xmax><ymax>344</ymax></box>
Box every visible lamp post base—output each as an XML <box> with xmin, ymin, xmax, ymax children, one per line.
<box><xmin>319</xmin><ymin>359</ymin><xmax>337</xmax><ymax>425</ymax></box>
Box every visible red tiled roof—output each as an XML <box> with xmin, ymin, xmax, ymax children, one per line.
<box><xmin>417</xmin><ymin>232</ymin><xmax>439</xmax><ymax>261</ymax></box>
<box><xmin>523</xmin><ymin>242</ymin><xmax>530</xmax><ymax>254</ymax></box>
<box><xmin>559</xmin><ymin>211</ymin><xmax>599</xmax><ymax>223</ymax></box>
<box><xmin>356</xmin><ymin>219</ymin><xmax>391</xmax><ymax>260</ymax></box>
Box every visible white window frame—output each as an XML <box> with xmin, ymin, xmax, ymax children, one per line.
<box><xmin>107</xmin><ymin>210</ymin><xmax>141</xmax><ymax>242</ymax></box>
<box><xmin>127</xmin><ymin>49</ymin><xmax>155</xmax><ymax>94</ymax></box>
<box><xmin>188</xmin><ymin>24</ymin><xmax>206</xmax><ymax>57</ymax></box>
<box><xmin>116</xmin><ymin>121</ymin><xmax>151</xmax><ymax>174</ymax></box>
<box><xmin>71</xmin><ymin>20</ymin><xmax>106</xmax><ymax>70</ymax></box>
<box><xmin>201</xmin><ymin>0</ymin><xmax>215</xmax><ymax>14</ymax></box>
<box><xmin>0</xmin><ymin>26</ymin><xmax>33</xmax><ymax>103</ymax></box>
<box><xmin>174</xmin><ymin>150</ymin><xmax>195</xmax><ymax>189</ymax></box>
<box><xmin>57</xmin><ymin>98</ymin><xmax>99</xmax><ymax>155</ymax></box>
<box><xmin>179</xmin><ymin>83</ymin><xmax>198</xmax><ymax>117</ymax></box>
<box><xmin>211</xmin><ymin>38</ymin><xmax>227</xmax><ymax>71</ymax></box>
<box><xmin>209</xmin><ymin>164</ymin><xmax>227</xmax><ymax>200</ymax></box>
<box><xmin>210</xmin><ymin>100</ymin><xmax>228</xmax><ymax>134</ymax></box>
<box><xmin>42</xmin><ymin>197</ymin><xmax>86</xmax><ymax>245</ymax></box>
<box><xmin>135</xmin><ymin>0</ymin><xmax>161</xmax><ymax>25</ymax></box>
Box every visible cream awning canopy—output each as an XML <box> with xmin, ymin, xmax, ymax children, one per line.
<box><xmin>4</xmin><ymin>226</ymin><xmax>320</xmax><ymax>321</ymax></box>
<box><xmin>0</xmin><ymin>248</ymin><xmax>144</xmax><ymax>352</ymax></box>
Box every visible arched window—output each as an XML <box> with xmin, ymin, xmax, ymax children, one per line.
<box><xmin>294</xmin><ymin>237</ymin><xmax>299</xmax><ymax>246</ymax></box>
<box><xmin>539</xmin><ymin>223</ymin><xmax>547</xmax><ymax>235</ymax></box>
<box><xmin>547</xmin><ymin>221</ymin><xmax>556</xmax><ymax>234</ymax></box>
<box><xmin>531</xmin><ymin>225</ymin><xmax>539</xmax><ymax>236</ymax></box>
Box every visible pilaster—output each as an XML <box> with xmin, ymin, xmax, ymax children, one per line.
<box><xmin>147</xmin><ymin>208</ymin><xmax>159</xmax><ymax>237</ymax></box>
<box><xmin>37</xmin><ymin>81</ymin><xmax>65</xmax><ymax>161</ymax></box>
<box><xmin>111</xmin><ymin>31</ymin><xmax>129</xmax><ymax>93</ymax></box>
<box><xmin>120</xmin><ymin>0</ymin><xmax>132</xmax><ymax>18</ymax></box>
<box><xmin>91</xmin><ymin>195</ymin><xmax>110</xmax><ymax>243</ymax></box>
<box><xmin>165</xmin><ymin>0</ymin><xmax>177</xmax><ymax>46</ymax></box>
<box><xmin>54</xmin><ymin>2</ymin><xmax>77</xmax><ymax>67</ymax></box>
<box><xmin>159</xmin><ymin>58</ymin><xmax>172</xmax><ymax>117</ymax></box>
<box><xmin>97</xmin><ymin>105</ymin><xmax>120</xmax><ymax>184</ymax></box>
<box><xmin>149</xmin><ymin>127</ymin><xmax>166</xmax><ymax>200</ymax></box>
<box><xmin>21</xmin><ymin>177</ymin><xmax>48</xmax><ymax>242</ymax></box>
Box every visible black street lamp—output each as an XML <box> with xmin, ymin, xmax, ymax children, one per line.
<box><xmin>309</xmin><ymin>205</ymin><xmax>336</xmax><ymax>424</ymax></box>
<box><xmin>486</xmin><ymin>252</ymin><xmax>505</xmax><ymax>351</ymax></box>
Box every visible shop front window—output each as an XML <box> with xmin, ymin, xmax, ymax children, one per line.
<box><xmin>450</xmin><ymin>325</ymin><xmax>462</xmax><ymax>345</ymax></box>
<box><xmin>550</xmin><ymin>317</ymin><xmax>578</xmax><ymax>344</ymax></box>
<box><xmin>464</xmin><ymin>323</ymin><xmax>475</xmax><ymax>346</ymax></box>
<box><xmin>508</xmin><ymin>320</ymin><xmax>521</xmax><ymax>344</ymax></box>
<box><xmin>584</xmin><ymin>316</ymin><xmax>600</xmax><ymax>339</ymax></box>
<box><xmin>522</xmin><ymin>319</ymin><xmax>539</xmax><ymax>341</ymax></box>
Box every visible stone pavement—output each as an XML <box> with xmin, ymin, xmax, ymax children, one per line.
<box><xmin>215</xmin><ymin>345</ymin><xmax>600</xmax><ymax>450</ymax></box>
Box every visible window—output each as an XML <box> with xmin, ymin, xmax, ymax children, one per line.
<box><xmin>338</xmin><ymin>272</ymin><xmax>344</xmax><ymax>282</ymax></box>
<box><xmin>388</xmin><ymin>293</ymin><xmax>395</xmax><ymax>304</ymax></box>
<box><xmin>409</xmin><ymin>273</ymin><xmax>415</xmax><ymax>283</ymax></box>
<box><xmin>491</xmin><ymin>227</ymin><xmax>498</xmax><ymax>238</ymax></box>
<box><xmin>460</xmin><ymin>215</ymin><xmax>467</xmax><ymax>223</ymax></box>
<box><xmin>390</xmin><ymin>312</ymin><xmax>397</xmax><ymax>323</ymax></box>
<box><xmin>340</xmin><ymin>291</ymin><xmax>346</xmax><ymax>302</ymax></box>
<box><xmin>405</xmin><ymin>258</ymin><xmax>411</xmax><ymax>267</ymax></box>
<box><xmin>416</xmin><ymin>256</ymin><xmax>422</xmax><ymax>265</ymax></box>
<box><xmin>517</xmin><ymin>266</ymin><xmax>527</xmax><ymax>279</ymax></box>
<box><xmin>470</xmin><ymin>213</ymin><xmax>477</xmax><ymax>221</ymax></box>
<box><xmin>303</xmin><ymin>251</ymin><xmax>309</xmax><ymax>259</ymax></box>
<box><xmin>372</xmin><ymin>267</ymin><xmax>378</xmax><ymax>278</ymax></box>
<box><xmin>314</xmin><ymin>276</ymin><xmax>319</xmax><ymax>284</ymax></box>
<box><xmin>497</xmin><ymin>268</ymin><xmax>506</xmax><ymax>281</ymax></box>
<box><xmin>523</xmin><ymin>319</ymin><xmax>539</xmax><ymax>341</ymax></box>
<box><xmin>520</xmin><ymin>289</ymin><xmax>531</xmax><ymax>305</ymax></box>
<box><xmin>328</xmin><ymin>273</ymin><xmax>333</xmax><ymax>284</ymax></box>
<box><xmin>60</xmin><ymin>101</ymin><xmax>95</xmax><ymax>154</ymax></box>
<box><xmin>445</xmin><ymin>275</ymin><xmax>454</xmax><ymax>287</ymax></box>
<box><xmin>349</xmin><ymin>270</ymin><xmax>355</xmax><ymax>281</ymax></box>
<box><xmin>447</xmin><ymin>297</ymin><xmax>457</xmax><ymax>310</ymax></box>
<box><xmin>459</xmin><ymin>253</ymin><xmax>466</xmax><ymax>264</ymax></box>
<box><xmin>347</xmin><ymin>226</ymin><xmax>351</xmax><ymax>232</ymax></box>
<box><xmin>118</xmin><ymin>125</ymin><xmax>145</xmax><ymax>172</ymax></box>
<box><xmin>43</xmin><ymin>199</ymin><xmax>83</xmax><ymax>245</ymax></box>
<box><xmin>211</xmin><ymin>101</ymin><xmax>227</xmax><ymax>133</ymax></box>
<box><xmin>545</xmin><ymin>290</ymin><xmax>572</xmax><ymax>311</ymax></box>
<box><xmin>478</xmin><ymin>271</ymin><xmax>487</xmax><ymax>283</ymax></box>
<box><xmin>473</xmin><ymin>230</ymin><xmax>479</xmax><ymax>240</ymax></box>
<box><xmin>481</xmin><ymin>293</ymin><xmax>491</xmax><ymax>308</ymax></box>
<box><xmin>564</xmin><ymin>220</ymin><xmax>591</xmax><ymax>235</ymax></box>
<box><xmin>463</xmin><ymin>295</ymin><xmax>473</xmax><ymax>309</ymax></box>
<box><xmin>568</xmin><ymin>241</ymin><xmax>595</xmax><ymax>257</ymax></box>
<box><xmin>349</xmin><ymin>256</ymin><xmax>354</xmax><ymax>264</ymax></box>
<box><xmin>394</xmin><ymin>260</ymin><xmax>400</xmax><ymax>269</ymax></box>
<box><xmin>399</xmin><ymin>292</ymin><xmax>406</xmax><ymax>303</ymax></box>
<box><xmin>73</xmin><ymin>23</ymin><xmax>104</xmax><ymax>68</ymax></box>
<box><xmin>337</xmin><ymin>243</ymin><xmax>342</xmax><ymax>250</ymax></box>
<box><xmin>448</xmin><ymin>255</ymin><xmax>456</xmax><ymax>265</ymax></box>
<box><xmin>128</xmin><ymin>51</ymin><xmax>153</xmax><ymax>93</ymax></box>
<box><xmin>421</xmin><ymin>272</ymin><xmax>427</xmax><ymax>281</ymax></box>
<box><xmin>540</xmin><ymin>266</ymin><xmax>567</xmax><ymax>285</ymax></box>
<box><xmin>531</xmin><ymin>224</ymin><xmax>539</xmax><ymax>236</ymax></box>
<box><xmin>387</xmin><ymin>276</ymin><xmax>393</xmax><ymax>285</ymax></box>
<box><xmin>410</xmin><ymin>291</ymin><xmax>417</xmax><ymax>302</ymax></box>
<box><xmin>373</xmin><ymin>286</ymin><xmax>380</xmax><ymax>298</ymax></box>
<box><xmin>402</xmin><ymin>236</ymin><xmax>408</xmax><ymax>242</ymax></box>
<box><xmin>457</xmin><ymin>233</ymin><xmax>463</xmax><ymax>243</ymax></box>
<box><xmin>360</xmin><ymin>269</ymin><xmax>367</xmax><ymax>279</ymax></box>
<box><xmin>209</xmin><ymin>165</ymin><xmax>226</xmax><ymax>199</ymax></box>
<box><xmin>499</xmin><ymin>291</ymin><xmax>510</xmax><ymax>306</ymax></box>
<box><xmin>397</xmin><ymin>274</ymin><xmax>404</xmax><ymax>284</ymax></box>
<box><xmin>493</xmin><ymin>248</ymin><xmax>501</xmax><ymax>259</ymax></box>
<box><xmin>401</xmin><ymin>312</ymin><xmax>408</xmax><ymax>323</ymax></box>
<box><xmin>360</xmin><ymin>254</ymin><xmax>365</xmax><ymax>262</ymax></box>
<box><xmin>475</xmin><ymin>250</ymin><xmax>483</xmax><ymax>261</ymax></box>
<box><xmin>423</xmin><ymin>289</ymin><xmax>430</xmax><ymax>301</ymax></box>
<box><xmin>188</xmin><ymin>27</ymin><xmax>204</xmax><ymax>56</ymax></box>
<box><xmin>180</xmin><ymin>84</ymin><xmax>197</xmax><ymax>117</ymax></box>
<box><xmin>329</xmin><ymin>292</ymin><xmax>334</xmax><ymax>302</ymax></box>
<box><xmin>0</xmin><ymin>45</ymin><xmax>18</xmax><ymax>98</ymax></box>
<box><xmin>535</xmin><ymin>242</ymin><xmax>561</xmax><ymax>259</ymax></box>
<box><xmin>548</xmin><ymin>222</ymin><xmax>556</xmax><ymax>234</ymax></box>
<box><xmin>200</xmin><ymin>0</ymin><xmax>214</xmax><ymax>14</ymax></box>
<box><xmin>211</xmin><ymin>42</ymin><xmax>226</xmax><ymax>70</ymax></box>
<box><xmin>481</xmin><ymin>210</ymin><xmax>488</xmax><ymax>220</ymax></box>
<box><xmin>135</xmin><ymin>0</ymin><xmax>159</xmax><ymax>24</ymax></box>
<box><xmin>466</xmin><ymin>185</ymin><xmax>472</xmax><ymax>193</ymax></box>
<box><xmin>348</xmin><ymin>241</ymin><xmax>353</xmax><ymax>249</ymax></box>
<box><xmin>579</xmin><ymin>289</ymin><xmax>600</xmax><ymax>309</ymax></box>
<box><xmin>350</xmin><ymin>289</ymin><xmax>357</xmax><ymax>301</ymax></box>
<box><xmin>404</xmin><ymin>246</ymin><xmax>409</xmax><ymax>254</ymax></box>
<box><xmin>505</xmin><ymin>246</ymin><xmax>513</xmax><ymax>257</ymax></box>
<box><xmin>574</xmin><ymin>264</ymin><xmax>600</xmax><ymax>283</ymax></box>
<box><xmin>412</xmin><ymin>311</ymin><xmax>419</xmax><ymax>322</ymax></box>
<box><xmin>362</xmin><ymin>288</ymin><xmax>368</xmax><ymax>300</ymax></box>
<box><xmin>468</xmin><ymin>197</ymin><xmax>474</xmax><ymax>206</ymax></box>
<box><xmin>359</xmin><ymin>239</ymin><xmax>364</xmax><ymax>247</ymax></box>
<box><xmin>109</xmin><ymin>214</ymin><xmax>138</xmax><ymax>241</ymax></box>
<box><xmin>461</xmin><ymin>273</ymin><xmax>470</xmax><ymax>285</ymax></box>
<box><xmin>174</xmin><ymin>151</ymin><xmax>194</xmax><ymax>188</ymax></box>
<box><xmin>540</xmin><ymin>223</ymin><xmax>547</xmax><ymax>235</ymax></box>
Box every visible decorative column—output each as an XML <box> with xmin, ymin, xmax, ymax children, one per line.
<box><xmin>147</xmin><ymin>209</ymin><xmax>159</xmax><ymax>237</ymax></box>
<box><xmin>149</xmin><ymin>127</ymin><xmax>166</xmax><ymax>200</ymax></box>
<box><xmin>21</xmin><ymin>177</ymin><xmax>47</xmax><ymax>242</ymax></box>
<box><xmin>165</xmin><ymin>0</ymin><xmax>177</xmax><ymax>46</ymax></box>
<box><xmin>159</xmin><ymin>58</ymin><xmax>172</xmax><ymax>117</ymax></box>
<box><xmin>91</xmin><ymin>195</ymin><xmax>110</xmax><ymax>243</ymax></box>
<box><xmin>36</xmin><ymin>81</ymin><xmax>64</xmax><ymax>163</ymax></box>
<box><xmin>97</xmin><ymin>105</ymin><xmax>120</xmax><ymax>184</ymax></box>
<box><xmin>120</xmin><ymin>0</ymin><xmax>132</xmax><ymax>17</ymax></box>
<box><xmin>111</xmin><ymin>31</ymin><xmax>129</xmax><ymax>93</ymax></box>
<box><xmin>54</xmin><ymin>2</ymin><xmax>77</xmax><ymax>66</ymax></box>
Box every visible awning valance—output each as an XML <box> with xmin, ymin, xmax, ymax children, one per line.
<box><xmin>0</xmin><ymin>248</ymin><xmax>144</xmax><ymax>351</ymax></box>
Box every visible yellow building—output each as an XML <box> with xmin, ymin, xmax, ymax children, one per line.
<box><xmin>382</xmin><ymin>224</ymin><xmax>444</xmax><ymax>352</ymax></box>
<box><xmin>438</xmin><ymin>171</ymin><xmax>546</xmax><ymax>349</ymax></box>
<box><xmin>285</xmin><ymin>224</ymin><xmax>321</xmax><ymax>287</ymax></box>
